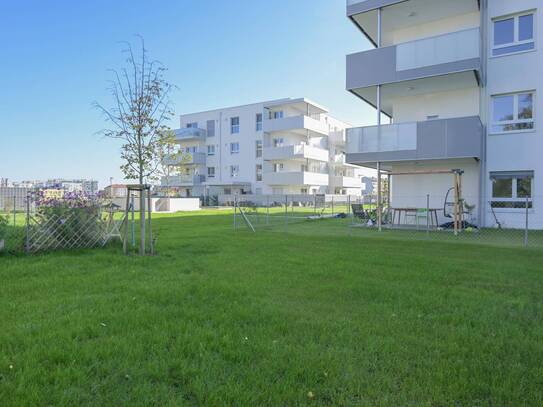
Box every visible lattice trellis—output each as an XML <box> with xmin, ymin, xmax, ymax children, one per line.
<box><xmin>25</xmin><ymin>204</ymin><xmax>122</xmax><ymax>253</ymax></box>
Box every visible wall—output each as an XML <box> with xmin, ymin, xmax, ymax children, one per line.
<box><xmin>383</xmin><ymin>11</ymin><xmax>480</xmax><ymax>46</ymax></box>
<box><xmin>389</xmin><ymin>159</ymin><xmax>480</xmax><ymax>225</ymax></box>
<box><xmin>390</xmin><ymin>87</ymin><xmax>480</xmax><ymax>122</ymax></box>
<box><xmin>483</xmin><ymin>0</ymin><xmax>542</xmax><ymax>229</ymax></box>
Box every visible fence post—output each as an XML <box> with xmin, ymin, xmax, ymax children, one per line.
<box><xmin>524</xmin><ymin>196</ymin><xmax>529</xmax><ymax>247</ymax></box>
<box><xmin>331</xmin><ymin>196</ymin><xmax>334</xmax><ymax>216</ymax></box>
<box><xmin>131</xmin><ymin>194</ymin><xmax>135</xmax><ymax>248</ymax></box>
<box><xmin>348</xmin><ymin>195</ymin><xmax>351</xmax><ymax>217</ymax></box>
<box><xmin>266</xmin><ymin>195</ymin><xmax>269</xmax><ymax>225</ymax></box>
<box><xmin>285</xmin><ymin>195</ymin><xmax>288</xmax><ymax>229</ymax></box>
<box><xmin>25</xmin><ymin>194</ymin><xmax>30</xmax><ymax>254</ymax></box>
<box><xmin>234</xmin><ymin>195</ymin><xmax>237</xmax><ymax>231</ymax></box>
<box><xmin>13</xmin><ymin>195</ymin><xmax>16</xmax><ymax>226</ymax></box>
<box><xmin>426</xmin><ymin>194</ymin><xmax>430</xmax><ymax>237</ymax></box>
<box><xmin>314</xmin><ymin>194</ymin><xmax>316</xmax><ymax>215</ymax></box>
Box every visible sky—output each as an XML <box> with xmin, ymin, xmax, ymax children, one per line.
<box><xmin>0</xmin><ymin>0</ymin><xmax>374</xmax><ymax>188</ymax></box>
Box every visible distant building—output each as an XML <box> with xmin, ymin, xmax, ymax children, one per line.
<box><xmin>104</xmin><ymin>184</ymin><xmax>128</xmax><ymax>199</ymax></box>
<box><xmin>44</xmin><ymin>179</ymin><xmax>98</xmax><ymax>195</ymax></box>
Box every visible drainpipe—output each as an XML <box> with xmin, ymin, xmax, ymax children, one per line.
<box><xmin>377</xmin><ymin>7</ymin><xmax>382</xmax><ymax>48</ymax></box>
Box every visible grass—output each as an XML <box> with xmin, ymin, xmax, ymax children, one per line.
<box><xmin>1</xmin><ymin>210</ymin><xmax>543</xmax><ymax>405</ymax></box>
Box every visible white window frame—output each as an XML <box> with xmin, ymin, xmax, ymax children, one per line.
<box><xmin>256</xmin><ymin>164</ymin><xmax>263</xmax><ymax>182</ymax></box>
<box><xmin>490</xmin><ymin>91</ymin><xmax>535</xmax><ymax>134</ymax></box>
<box><xmin>207</xmin><ymin>145</ymin><xmax>215</xmax><ymax>156</ymax></box>
<box><xmin>207</xmin><ymin>167</ymin><xmax>215</xmax><ymax>178</ymax></box>
<box><xmin>255</xmin><ymin>140</ymin><xmax>262</xmax><ymax>158</ymax></box>
<box><xmin>273</xmin><ymin>138</ymin><xmax>284</xmax><ymax>147</ymax></box>
<box><xmin>230</xmin><ymin>142</ymin><xmax>240</xmax><ymax>154</ymax></box>
<box><xmin>230</xmin><ymin>165</ymin><xmax>239</xmax><ymax>178</ymax></box>
<box><xmin>492</xmin><ymin>11</ymin><xmax>536</xmax><ymax>57</ymax></box>
<box><xmin>273</xmin><ymin>163</ymin><xmax>284</xmax><ymax>173</ymax></box>
<box><xmin>230</xmin><ymin>117</ymin><xmax>240</xmax><ymax>134</ymax></box>
<box><xmin>256</xmin><ymin>113</ymin><xmax>263</xmax><ymax>131</ymax></box>
<box><xmin>490</xmin><ymin>172</ymin><xmax>534</xmax><ymax>210</ymax></box>
<box><xmin>186</xmin><ymin>122</ymin><xmax>198</xmax><ymax>128</ymax></box>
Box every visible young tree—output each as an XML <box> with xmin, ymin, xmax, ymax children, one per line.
<box><xmin>95</xmin><ymin>38</ymin><xmax>174</xmax><ymax>255</ymax></box>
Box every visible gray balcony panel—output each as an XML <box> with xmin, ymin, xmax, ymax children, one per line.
<box><xmin>347</xmin><ymin>28</ymin><xmax>481</xmax><ymax>91</ymax></box>
<box><xmin>346</xmin><ymin>116</ymin><xmax>483</xmax><ymax>165</ymax></box>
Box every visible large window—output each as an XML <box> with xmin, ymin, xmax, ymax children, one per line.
<box><xmin>230</xmin><ymin>142</ymin><xmax>239</xmax><ymax>154</ymax></box>
<box><xmin>269</xmin><ymin>110</ymin><xmax>284</xmax><ymax>119</ymax></box>
<box><xmin>256</xmin><ymin>164</ymin><xmax>262</xmax><ymax>181</ymax></box>
<box><xmin>256</xmin><ymin>113</ymin><xmax>263</xmax><ymax>131</ymax></box>
<box><xmin>490</xmin><ymin>171</ymin><xmax>533</xmax><ymax>208</ymax></box>
<box><xmin>493</xmin><ymin>12</ymin><xmax>535</xmax><ymax>56</ymax></box>
<box><xmin>206</xmin><ymin>120</ymin><xmax>215</xmax><ymax>137</ymax></box>
<box><xmin>207</xmin><ymin>145</ymin><xmax>215</xmax><ymax>156</ymax></box>
<box><xmin>230</xmin><ymin>117</ymin><xmax>240</xmax><ymax>134</ymax></box>
<box><xmin>230</xmin><ymin>165</ymin><xmax>239</xmax><ymax>178</ymax></box>
<box><xmin>491</xmin><ymin>92</ymin><xmax>534</xmax><ymax>133</ymax></box>
<box><xmin>273</xmin><ymin>138</ymin><xmax>284</xmax><ymax>147</ymax></box>
<box><xmin>186</xmin><ymin>122</ymin><xmax>198</xmax><ymax>128</ymax></box>
<box><xmin>207</xmin><ymin>167</ymin><xmax>215</xmax><ymax>178</ymax></box>
<box><xmin>255</xmin><ymin>140</ymin><xmax>262</xmax><ymax>158</ymax></box>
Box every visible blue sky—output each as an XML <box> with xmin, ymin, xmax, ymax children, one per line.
<box><xmin>0</xmin><ymin>0</ymin><xmax>373</xmax><ymax>187</ymax></box>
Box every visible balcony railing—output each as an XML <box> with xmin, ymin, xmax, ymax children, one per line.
<box><xmin>263</xmin><ymin>143</ymin><xmax>329</xmax><ymax>162</ymax></box>
<box><xmin>174</xmin><ymin>127</ymin><xmax>207</xmax><ymax>140</ymax></box>
<box><xmin>346</xmin><ymin>116</ymin><xmax>483</xmax><ymax>164</ymax></box>
<box><xmin>262</xmin><ymin>115</ymin><xmax>329</xmax><ymax>135</ymax></box>
<box><xmin>161</xmin><ymin>174</ymin><xmax>206</xmax><ymax>186</ymax></box>
<box><xmin>347</xmin><ymin>122</ymin><xmax>418</xmax><ymax>154</ymax></box>
<box><xmin>396</xmin><ymin>28</ymin><xmax>480</xmax><ymax>71</ymax></box>
<box><xmin>163</xmin><ymin>152</ymin><xmax>206</xmax><ymax>166</ymax></box>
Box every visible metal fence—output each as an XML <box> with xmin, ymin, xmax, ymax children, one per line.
<box><xmin>0</xmin><ymin>193</ymin><xmax>123</xmax><ymax>254</ymax></box>
<box><xmin>233</xmin><ymin>194</ymin><xmax>543</xmax><ymax>249</ymax></box>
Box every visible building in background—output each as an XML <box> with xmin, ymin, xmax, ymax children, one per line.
<box><xmin>345</xmin><ymin>0</ymin><xmax>540</xmax><ymax>228</ymax></box>
<box><xmin>44</xmin><ymin>179</ymin><xmax>99</xmax><ymax>195</ymax></box>
<box><xmin>161</xmin><ymin>98</ymin><xmax>364</xmax><ymax>197</ymax></box>
<box><xmin>104</xmin><ymin>184</ymin><xmax>128</xmax><ymax>199</ymax></box>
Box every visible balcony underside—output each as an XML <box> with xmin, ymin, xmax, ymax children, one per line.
<box><xmin>347</xmin><ymin>0</ymin><xmax>480</xmax><ymax>47</ymax></box>
<box><xmin>350</xmin><ymin>71</ymin><xmax>479</xmax><ymax>117</ymax></box>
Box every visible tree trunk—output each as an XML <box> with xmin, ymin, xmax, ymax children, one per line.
<box><xmin>139</xmin><ymin>174</ymin><xmax>146</xmax><ymax>255</ymax></box>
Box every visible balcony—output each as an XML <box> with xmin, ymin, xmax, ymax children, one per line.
<box><xmin>174</xmin><ymin>127</ymin><xmax>207</xmax><ymax>141</ymax></box>
<box><xmin>263</xmin><ymin>171</ymin><xmax>329</xmax><ymax>186</ymax></box>
<box><xmin>330</xmin><ymin>175</ymin><xmax>361</xmax><ymax>189</ymax></box>
<box><xmin>163</xmin><ymin>152</ymin><xmax>206</xmax><ymax>166</ymax></box>
<box><xmin>161</xmin><ymin>174</ymin><xmax>206</xmax><ymax>186</ymax></box>
<box><xmin>347</xmin><ymin>28</ymin><xmax>480</xmax><ymax>95</ymax></box>
<box><xmin>345</xmin><ymin>116</ymin><xmax>483</xmax><ymax>168</ymax></box>
<box><xmin>263</xmin><ymin>115</ymin><xmax>329</xmax><ymax>136</ymax></box>
<box><xmin>347</xmin><ymin>0</ymin><xmax>480</xmax><ymax>46</ymax></box>
<box><xmin>263</xmin><ymin>144</ymin><xmax>329</xmax><ymax>162</ymax></box>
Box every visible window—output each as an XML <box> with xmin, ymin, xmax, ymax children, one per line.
<box><xmin>230</xmin><ymin>165</ymin><xmax>239</xmax><ymax>178</ymax></box>
<box><xmin>230</xmin><ymin>142</ymin><xmax>240</xmax><ymax>154</ymax></box>
<box><xmin>273</xmin><ymin>138</ymin><xmax>284</xmax><ymax>147</ymax></box>
<box><xmin>224</xmin><ymin>188</ymin><xmax>231</xmax><ymax>195</ymax></box>
<box><xmin>207</xmin><ymin>167</ymin><xmax>215</xmax><ymax>178</ymax></box>
<box><xmin>493</xmin><ymin>12</ymin><xmax>535</xmax><ymax>56</ymax></box>
<box><xmin>207</xmin><ymin>145</ymin><xmax>215</xmax><ymax>156</ymax></box>
<box><xmin>270</xmin><ymin>110</ymin><xmax>284</xmax><ymax>119</ymax></box>
<box><xmin>256</xmin><ymin>164</ymin><xmax>263</xmax><ymax>181</ymax></box>
<box><xmin>186</xmin><ymin>122</ymin><xmax>198</xmax><ymax>128</ymax></box>
<box><xmin>490</xmin><ymin>171</ymin><xmax>533</xmax><ymax>208</ymax></box>
<box><xmin>206</xmin><ymin>120</ymin><xmax>215</xmax><ymax>137</ymax></box>
<box><xmin>272</xmin><ymin>163</ymin><xmax>284</xmax><ymax>173</ymax></box>
<box><xmin>256</xmin><ymin>113</ymin><xmax>263</xmax><ymax>131</ymax></box>
<box><xmin>491</xmin><ymin>92</ymin><xmax>534</xmax><ymax>133</ymax></box>
<box><xmin>255</xmin><ymin>140</ymin><xmax>262</xmax><ymax>158</ymax></box>
<box><xmin>301</xmin><ymin>188</ymin><xmax>308</xmax><ymax>195</ymax></box>
<box><xmin>230</xmin><ymin>117</ymin><xmax>240</xmax><ymax>134</ymax></box>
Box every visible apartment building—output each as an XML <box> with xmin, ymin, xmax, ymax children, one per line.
<box><xmin>161</xmin><ymin>98</ymin><xmax>364</xmax><ymax>197</ymax></box>
<box><xmin>345</xmin><ymin>0</ymin><xmax>541</xmax><ymax>228</ymax></box>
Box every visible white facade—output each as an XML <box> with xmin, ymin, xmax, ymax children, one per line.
<box><xmin>346</xmin><ymin>0</ymin><xmax>541</xmax><ymax>229</ymax></box>
<box><xmin>162</xmin><ymin>98</ymin><xmax>364</xmax><ymax>197</ymax></box>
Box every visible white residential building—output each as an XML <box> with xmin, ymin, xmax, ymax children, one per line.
<box><xmin>345</xmin><ymin>0</ymin><xmax>541</xmax><ymax>228</ymax></box>
<box><xmin>161</xmin><ymin>98</ymin><xmax>364</xmax><ymax>197</ymax></box>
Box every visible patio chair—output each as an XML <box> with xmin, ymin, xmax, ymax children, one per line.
<box><xmin>351</xmin><ymin>204</ymin><xmax>369</xmax><ymax>220</ymax></box>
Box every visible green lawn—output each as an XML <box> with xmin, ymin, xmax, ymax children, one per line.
<box><xmin>1</xmin><ymin>210</ymin><xmax>543</xmax><ymax>405</ymax></box>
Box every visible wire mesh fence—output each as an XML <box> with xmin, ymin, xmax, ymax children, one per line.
<box><xmin>233</xmin><ymin>194</ymin><xmax>543</xmax><ymax>249</ymax></box>
<box><xmin>0</xmin><ymin>192</ymin><xmax>123</xmax><ymax>255</ymax></box>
